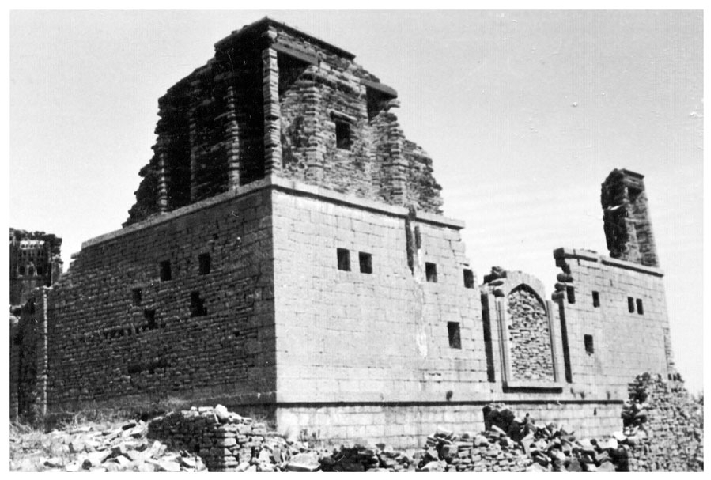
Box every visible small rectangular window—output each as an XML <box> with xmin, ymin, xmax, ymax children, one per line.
<box><xmin>592</xmin><ymin>291</ymin><xmax>600</xmax><ymax>308</ymax></box>
<box><xmin>190</xmin><ymin>292</ymin><xmax>207</xmax><ymax>317</ymax></box>
<box><xmin>463</xmin><ymin>269</ymin><xmax>475</xmax><ymax>289</ymax></box>
<box><xmin>566</xmin><ymin>286</ymin><xmax>576</xmax><ymax>304</ymax></box>
<box><xmin>132</xmin><ymin>288</ymin><xmax>142</xmax><ymax>306</ymax></box>
<box><xmin>359</xmin><ymin>252</ymin><xmax>372</xmax><ymax>274</ymax></box>
<box><xmin>425</xmin><ymin>263</ymin><xmax>438</xmax><ymax>283</ymax></box>
<box><xmin>584</xmin><ymin>334</ymin><xmax>594</xmax><ymax>354</ymax></box>
<box><xmin>144</xmin><ymin>308</ymin><xmax>157</xmax><ymax>329</ymax></box>
<box><xmin>337</xmin><ymin>248</ymin><xmax>350</xmax><ymax>271</ymax></box>
<box><xmin>335</xmin><ymin>120</ymin><xmax>352</xmax><ymax>149</ymax></box>
<box><xmin>160</xmin><ymin>260</ymin><xmax>172</xmax><ymax>281</ymax></box>
<box><xmin>628</xmin><ymin>297</ymin><xmax>635</xmax><ymax>313</ymax></box>
<box><xmin>448</xmin><ymin>322</ymin><xmax>462</xmax><ymax>349</ymax></box>
<box><xmin>198</xmin><ymin>253</ymin><xmax>211</xmax><ymax>275</ymax></box>
<box><xmin>636</xmin><ymin>298</ymin><xmax>644</xmax><ymax>315</ymax></box>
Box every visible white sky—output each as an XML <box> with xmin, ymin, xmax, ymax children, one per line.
<box><xmin>7</xmin><ymin>9</ymin><xmax>704</xmax><ymax>394</ymax></box>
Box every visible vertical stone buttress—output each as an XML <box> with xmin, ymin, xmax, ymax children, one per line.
<box><xmin>225</xmin><ymin>85</ymin><xmax>242</xmax><ymax>189</ymax></box>
<box><xmin>601</xmin><ymin>168</ymin><xmax>659</xmax><ymax>267</ymax></box>
<box><xmin>188</xmin><ymin>104</ymin><xmax>199</xmax><ymax>202</ymax></box>
<box><xmin>262</xmin><ymin>28</ymin><xmax>282</xmax><ymax>176</ymax></box>
<box><xmin>158</xmin><ymin>148</ymin><xmax>169</xmax><ymax>214</ymax></box>
<box><xmin>39</xmin><ymin>287</ymin><xmax>48</xmax><ymax>416</ymax></box>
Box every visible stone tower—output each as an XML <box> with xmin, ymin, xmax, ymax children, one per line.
<box><xmin>601</xmin><ymin>168</ymin><xmax>659</xmax><ymax>267</ymax></box>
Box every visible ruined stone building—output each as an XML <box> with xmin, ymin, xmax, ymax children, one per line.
<box><xmin>10</xmin><ymin>18</ymin><xmax>677</xmax><ymax>447</ymax></box>
<box><xmin>9</xmin><ymin>228</ymin><xmax>62</xmax><ymax>306</ymax></box>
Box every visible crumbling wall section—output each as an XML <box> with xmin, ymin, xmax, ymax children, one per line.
<box><xmin>148</xmin><ymin>406</ymin><xmax>271</xmax><ymax>472</ymax></box>
<box><xmin>623</xmin><ymin>373</ymin><xmax>703</xmax><ymax>471</ymax></box>
<box><xmin>9</xmin><ymin>228</ymin><xmax>62</xmax><ymax>305</ymax></box>
<box><xmin>601</xmin><ymin>168</ymin><xmax>659</xmax><ymax>267</ymax></box>
<box><xmin>126</xmin><ymin>18</ymin><xmax>445</xmax><ymax>225</ymax></box>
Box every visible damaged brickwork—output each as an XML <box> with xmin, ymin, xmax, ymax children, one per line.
<box><xmin>9</xmin><ymin>18</ymin><xmax>689</xmax><ymax>459</ymax></box>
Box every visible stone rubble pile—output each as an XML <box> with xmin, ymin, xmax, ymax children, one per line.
<box><xmin>13</xmin><ymin>371</ymin><xmax>703</xmax><ymax>472</ymax></box>
<box><xmin>622</xmin><ymin>372</ymin><xmax>703</xmax><ymax>472</ymax></box>
<box><xmin>31</xmin><ymin>420</ymin><xmax>205</xmax><ymax>472</ymax></box>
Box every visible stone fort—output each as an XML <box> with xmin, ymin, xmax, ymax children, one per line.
<box><xmin>10</xmin><ymin>18</ymin><xmax>677</xmax><ymax>448</ymax></box>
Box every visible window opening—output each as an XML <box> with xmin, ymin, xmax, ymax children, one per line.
<box><xmin>425</xmin><ymin>263</ymin><xmax>438</xmax><ymax>283</ymax></box>
<box><xmin>463</xmin><ymin>269</ymin><xmax>475</xmax><ymax>289</ymax></box>
<box><xmin>190</xmin><ymin>292</ymin><xmax>207</xmax><ymax>317</ymax></box>
<box><xmin>335</xmin><ymin>120</ymin><xmax>352</xmax><ymax>149</ymax></box>
<box><xmin>132</xmin><ymin>288</ymin><xmax>142</xmax><ymax>306</ymax></box>
<box><xmin>359</xmin><ymin>252</ymin><xmax>372</xmax><ymax>274</ymax></box>
<box><xmin>160</xmin><ymin>260</ymin><xmax>172</xmax><ymax>281</ymax></box>
<box><xmin>592</xmin><ymin>291</ymin><xmax>600</xmax><ymax>308</ymax></box>
<box><xmin>337</xmin><ymin>248</ymin><xmax>350</xmax><ymax>271</ymax></box>
<box><xmin>628</xmin><ymin>297</ymin><xmax>635</xmax><ymax>313</ymax></box>
<box><xmin>198</xmin><ymin>253</ymin><xmax>211</xmax><ymax>275</ymax></box>
<box><xmin>448</xmin><ymin>322</ymin><xmax>462</xmax><ymax>349</ymax></box>
<box><xmin>636</xmin><ymin>298</ymin><xmax>644</xmax><ymax>315</ymax></box>
<box><xmin>584</xmin><ymin>334</ymin><xmax>594</xmax><ymax>354</ymax></box>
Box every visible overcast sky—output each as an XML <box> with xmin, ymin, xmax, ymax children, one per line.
<box><xmin>8</xmin><ymin>10</ymin><xmax>704</xmax><ymax>393</ymax></box>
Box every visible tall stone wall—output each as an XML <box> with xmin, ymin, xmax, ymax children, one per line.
<box><xmin>271</xmin><ymin>181</ymin><xmax>484</xmax><ymax>406</ymax></box>
<box><xmin>44</xmin><ymin>183</ymin><xmax>277</xmax><ymax>413</ymax></box>
<box><xmin>552</xmin><ymin>248</ymin><xmax>672</xmax><ymax>401</ymax></box>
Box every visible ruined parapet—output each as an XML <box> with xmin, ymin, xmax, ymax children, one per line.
<box><xmin>125</xmin><ymin>17</ymin><xmax>443</xmax><ymax>226</ymax></box>
<box><xmin>601</xmin><ymin>168</ymin><xmax>659</xmax><ymax>267</ymax></box>
<box><xmin>9</xmin><ymin>228</ymin><xmax>62</xmax><ymax>305</ymax></box>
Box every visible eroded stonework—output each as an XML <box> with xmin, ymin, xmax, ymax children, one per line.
<box><xmin>10</xmin><ymin>18</ymin><xmax>681</xmax><ymax>452</ymax></box>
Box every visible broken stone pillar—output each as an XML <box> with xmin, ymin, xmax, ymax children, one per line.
<box><xmin>601</xmin><ymin>168</ymin><xmax>659</xmax><ymax>267</ymax></box>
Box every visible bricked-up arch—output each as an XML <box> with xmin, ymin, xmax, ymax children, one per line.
<box><xmin>480</xmin><ymin>269</ymin><xmax>563</xmax><ymax>388</ymax></box>
<box><xmin>507</xmin><ymin>284</ymin><xmax>555</xmax><ymax>382</ymax></box>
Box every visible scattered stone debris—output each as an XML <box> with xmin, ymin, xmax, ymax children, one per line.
<box><xmin>10</xmin><ymin>373</ymin><xmax>703</xmax><ymax>472</ymax></box>
<box><xmin>622</xmin><ymin>373</ymin><xmax>704</xmax><ymax>472</ymax></box>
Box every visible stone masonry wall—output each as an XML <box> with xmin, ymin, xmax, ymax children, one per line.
<box><xmin>125</xmin><ymin>18</ymin><xmax>443</xmax><ymax>226</ymax></box>
<box><xmin>10</xmin><ymin>289</ymin><xmax>49</xmax><ymax>420</ymax></box>
<box><xmin>507</xmin><ymin>286</ymin><xmax>554</xmax><ymax>382</ymax></box>
<box><xmin>552</xmin><ymin>248</ymin><xmax>671</xmax><ymax>400</ymax></box>
<box><xmin>601</xmin><ymin>168</ymin><xmax>658</xmax><ymax>267</ymax></box>
<box><xmin>45</xmin><ymin>185</ymin><xmax>276</xmax><ymax>412</ymax></box>
<box><xmin>271</xmin><ymin>183</ymin><xmax>484</xmax><ymax>405</ymax></box>
<box><xmin>276</xmin><ymin>402</ymin><xmax>622</xmax><ymax>450</ymax></box>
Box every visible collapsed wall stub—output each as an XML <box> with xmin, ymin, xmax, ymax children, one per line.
<box><xmin>601</xmin><ymin>168</ymin><xmax>659</xmax><ymax>267</ymax></box>
<box><xmin>8</xmin><ymin>18</ymin><xmax>683</xmax><ymax>451</ymax></box>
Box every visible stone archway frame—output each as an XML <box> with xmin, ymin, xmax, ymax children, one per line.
<box><xmin>486</xmin><ymin>271</ymin><xmax>564</xmax><ymax>390</ymax></box>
